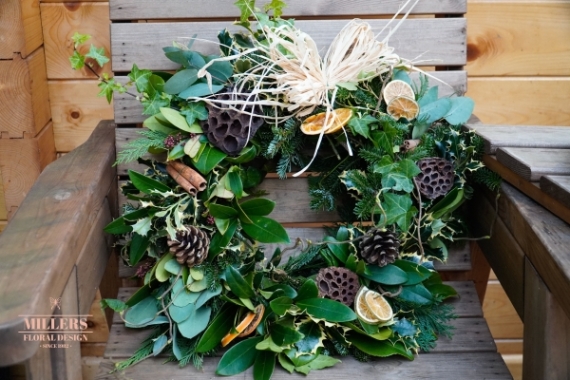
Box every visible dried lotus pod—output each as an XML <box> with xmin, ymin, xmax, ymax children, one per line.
<box><xmin>415</xmin><ymin>157</ymin><xmax>454</xmax><ymax>199</ymax></box>
<box><xmin>316</xmin><ymin>267</ymin><xmax>359</xmax><ymax>306</ymax></box>
<box><xmin>203</xmin><ymin>90</ymin><xmax>264</xmax><ymax>155</ymax></box>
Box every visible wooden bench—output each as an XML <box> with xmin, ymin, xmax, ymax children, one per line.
<box><xmin>0</xmin><ymin>1</ymin><xmax>514</xmax><ymax>379</ymax></box>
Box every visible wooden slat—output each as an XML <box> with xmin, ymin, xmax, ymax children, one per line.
<box><xmin>496</xmin><ymin>147</ymin><xmax>570</xmax><ymax>182</ymax></box>
<box><xmin>40</xmin><ymin>2</ymin><xmax>112</xmax><ymax>80</ymax></box>
<box><xmin>0</xmin><ymin>221</ymin><xmax>6</xmax><ymax>233</ymax></box>
<box><xmin>523</xmin><ymin>259</ymin><xmax>570</xmax><ymax>379</ymax></box>
<box><xmin>0</xmin><ymin>121</ymin><xmax>116</xmax><ymax>366</ymax></box>
<box><xmin>111</xmin><ymin>18</ymin><xmax>466</xmax><ymax>72</ymax></box>
<box><xmin>467</xmin><ymin>77</ymin><xmax>570</xmax><ymax>126</ymax></box>
<box><xmin>0</xmin><ymin>47</ymin><xmax>51</xmax><ymax>137</ymax></box>
<box><xmin>0</xmin><ymin>0</ymin><xmax>43</xmax><ymax>59</ymax></box>
<box><xmin>540</xmin><ymin>175</ymin><xmax>570</xmax><ymax>208</ymax></box>
<box><xmin>114</xmin><ymin>71</ymin><xmax>467</xmax><ymax>124</ymax></box>
<box><xmin>467</xmin><ymin>1</ymin><xmax>570</xmax><ymax>76</ymax></box>
<box><xmin>466</xmin><ymin>124</ymin><xmax>570</xmax><ymax>155</ymax></box>
<box><xmin>483</xmin><ymin>281</ymin><xmax>523</xmax><ymax>340</ymax></box>
<box><xmin>0</xmin><ymin>181</ymin><xmax>7</xmax><ymax>221</ymax></box>
<box><xmin>109</xmin><ymin>0</ymin><xmax>466</xmax><ymax>20</ymax></box>
<box><xmin>496</xmin><ymin>339</ymin><xmax>523</xmax><ymax>355</ymax></box>
<box><xmin>97</xmin><ymin>351</ymin><xmax>510</xmax><ymax>379</ymax></box>
<box><xmin>49</xmin><ymin>80</ymin><xmax>114</xmax><ymax>152</ymax></box>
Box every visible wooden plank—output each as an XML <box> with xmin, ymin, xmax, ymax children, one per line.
<box><xmin>83</xmin><ymin>291</ymin><xmax>110</xmax><ymax>344</ymax></box>
<box><xmin>0</xmin><ymin>221</ymin><xmax>6</xmax><ymax>233</ymax></box>
<box><xmin>76</xmin><ymin>198</ymin><xmax>113</xmax><ymax>315</ymax></box>
<box><xmin>503</xmin><ymin>354</ymin><xmax>523</xmax><ymax>380</ymax></box>
<box><xmin>482</xmin><ymin>281</ymin><xmax>523</xmax><ymax>339</ymax></box>
<box><xmin>0</xmin><ymin>123</ymin><xmax>57</xmax><ymax>219</ymax></box>
<box><xmin>109</xmin><ymin>0</ymin><xmax>466</xmax><ymax>20</ymax></box>
<box><xmin>467</xmin><ymin>77</ymin><xmax>570</xmax><ymax>126</ymax></box>
<box><xmin>0</xmin><ymin>121</ymin><xmax>116</xmax><ymax>367</ymax></box>
<box><xmin>467</xmin><ymin>1</ymin><xmax>570</xmax><ymax>76</ymax></box>
<box><xmin>97</xmin><ymin>351</ymin><xmax>511</xmax><ymax>379</ymax></box>
<box><xmin>111</xmin><ymin>18</ymin><xmax>466</xmax><ymax>72</ymax></box>
<box><xmin>49</xmin><ymin>80</ymin><xmax>114</xmax><ymax>152</ymax></box>
<box><xmin>40</xmin><ymin>2</ymin><xmax>112</xmax><ymax>79</ymax></box>
<box><xmin>24</xmin><ymin>345</ymin><xmax>53</xmax><ymax>380</ymax></box>
<box><xmin>495</xmin><ymin>339</ymin><xmax>523</xmax><ymax>355</ymax></box>
<box><xmin>540</xmin><ymin>175</ymin><xmax>570</xmax><ymax>208</ymax></box>
<box><xmin>482</xmin><ymin>156</ymin><xmax>570</xmax><ymax>225</ymax></box>
<box><xmin>498</xmin><ymin>183</ymin><xmax>570</xmax><ymax>321</ymax></box>
<box><xmin>114</xmin><ymin>71</ymin><xmax>467</xmax><ymax>124</ymax></box>
<box><xmin>0</xmin><ymin>180</ymin><xmax>6</xmax><ymax>220</ymax></box>
<box><xmin>0</xmin><ymin>0</ymin><xmax>43</xmax><ymax>59</ymax></box>
<box><xmin>470</xmin><ymin>190</ymin><xmax>524</xmax><ymax>318</ymax></box>
<box><xmin>0</xmin><ymin>47</ymin><xmax>51</xmax><ymax>137</ymax></box>
<box><xmin>523</xmin><ymin>258</ymin><xmax>570</xmax><ymax>379</ymax></box>
<box><xmin>466</xmin><ymin>124</ymin><xmax>570</xmax><ymax>155</ymax></box>
<box><xmin>496</xmin><ymin>147</ymin><xmax>570</xmax><ymax>182</ymax></box>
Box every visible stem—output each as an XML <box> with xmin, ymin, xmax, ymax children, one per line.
<box><xmin>413</xmin><ymin>179</ymin><xmax>425</xmax><ymax>260</ymax></box>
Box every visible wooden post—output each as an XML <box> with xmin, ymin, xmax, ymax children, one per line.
<box><xmin>523</xmin><ymin>258</ymin><xmax>570</xmax><ymax>379</ymax></box>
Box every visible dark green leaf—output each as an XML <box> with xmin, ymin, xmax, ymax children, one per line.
<box><xmin>164</xmin><ymin>69</ymin><xmax>198</xmax><ymax>95</ymax></box>
<box><xmin>382</xmin><ymin>192</ymin><xmax>418</xmax><ymax>231</ymax></box>
<box><xmin>360</xmin><ymin>264</ymin><xmax>408</xmax><ymax>285</ymax></box>
<box><xmin>129</xmin><ymin>233</ymin><xmax>150</xmax><ymax>265</ymax></box>
<box><xmin>392</xmin><ymin>260</ymin><xmax>432</xmax><ymax>286</ymax></box>
<box><xmin>269</xmin><ymin>296</ymin><xmax>293</xmax><ymax>316</ymax></box>
<box><xmin>196</xmin><ymin>303</ymin><xmax>235</xmax><ymax>352</ymax></box>
<box><xmin>104</xmin><ymin>217</ymin><xmax>132</xmax><ymax>234</ymax></box>
<box><xmin>270</xmin><ymin>323</ymin><xmax>305</xmax><ymax>346</ymax></box>
<box><xmin>209</xmin><ymin>203</ymin><xmax>238</xmax><ymax>219</ymax></box>
<box><xmin>294</xmin><ymin>321</ymin><xmax>324</xmax><ymax>354</ymax></box>
<box><xmin>296</xmin><ymin>279</ymin><xmax>318</xmax><ymax>301</ymax></box>
<box><xmin>425</xmin><ymin>283</ymin><xmax>458</xmax><ymax>300</ymax></box>
<box><xmin>348</xmin><ymin>114</ymin><xmax>376</xmax><ymax>139</ymax></box>
<box><xmin>128</xmin><ymin>64</ymin><xmax>152</xmax><ymax>93</ymax></box>
<box><xmin>296</xmin><ymin>298</ymin><xmax>356</xmax><ymax>322</ymax></box>
<box><xmin>216</xmin><ymin>336</ymin><xmax>263</xmax><ymax>376</ymax></box>
<box><xmin>128</xmin><ymin>170</ymin><xmax>170</xmax><ymax>194</ymax></box>
<box><xmin>382</xmin><ymin>172</ymin><xmax>414</xmax><ymax>193</ymax></box>
<box><xmin>239</xmin><ymin>198</ymin><xmax>275</xmax><ymax>217</ymax></box>
<box><xmin>193</xmin><ymin>144</ymin><xmax>227</xmax><ymax>174</ymax></box>
<box><xmin>324</xmin><ymin>236</ymin><xmax>348</xmax><ymax>263</ymax></box>
<box><xmin>347</xmin><ymin>333</ymin><xmax>414</xmax><ymax>359</ymax></box>
<box><xmin>227</xmin><ymin>170</ymin><xmax>243</xmax><ymax>199</ymax></box>
<box><xmin>429</xmin><ymin>188</ymin><xmax>464</xmax><ymax>219</ymax></box>
<box><xmin>242</xmin><ymin>167</ymin><xmax>263</xmax><ymax>188</ymax></box>
<box><xmin>254</xmin><ymin>351</ymin><xmax>276</xmax><ymax>380</ymax></box>
<box><xmin>398</xmin><ymin>284</ymin><xmax>433</xmax><ymax>305</ymax></box>
<box><xmin>265</xmin><ymin>284</ymin><xmax>297</xmax><ymax>299</ymax></box>
<box><xmin>209</xmin><ymin>219</ymin><xmax>238</xmax><ymax>256</ymax></box>
<box><xmin>177</xmin><ymin>305</ymin><xmax>211</xmax><ymax>339</ymax></box>
<box><xmin>225</xmin><ymin>266</ymin><xmax>255</xmax><ymax>298</ymax></box>
<box><xmin>241</xmin><ymin>216</ymin><xmax>290</xmax><ymax>244</ymax></box>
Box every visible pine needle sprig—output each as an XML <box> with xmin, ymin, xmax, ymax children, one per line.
<box><xmin>116</xmin><ymin>130</ymin><xmax>168</xmax><ymax>165</ymax></box>
<box><xmin>115</xmin><ymin>328</ymin><xmax>165</xmax><ymax>371</ymax></box>
<box><xmin>472</xmin><ymin>167</ymin><xmax>502</xmax><ymax>192</ymax></box>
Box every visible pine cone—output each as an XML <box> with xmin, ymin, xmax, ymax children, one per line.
<box><xmin>316</xmin><ymin>267</ymin><xmax>359</xmax><ymax>306</ymax></box>
<box><xmin>415</xmin><ymin>157</ymin><xmax>454</xmax><ymax>199</ymax></box>
<box><xmin>166</xmin><ymin>226</ymin><xmax>210</xmax><ymax>267</ymax></box>
<box><xmin>203</xmin><ymin>90</ymin><xmax>264</xmax><ymax>155</ymax></box>
<box><xmin>359</xmin><ymin>229</ymin><xmax>400</xmax><ymax>267</ymax></box>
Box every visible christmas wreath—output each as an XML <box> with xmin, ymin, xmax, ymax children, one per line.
<box><xmin>71</xmin><ymin>1</ymin><xmax>500</xmax><ymax>378</ymax></box>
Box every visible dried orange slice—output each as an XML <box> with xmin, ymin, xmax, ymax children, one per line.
<box><xmin>364</xmin><ymin>290</ymin><xmax>393</xmax><ymax>323</ymax></box>
<box><xmin>387</xmin><ymin>96</ymin><xmax>419</xmax><ymax>120</ymax></box>
<box><xmin>221</xmin><ymin>304</ymin><xmax>265</xmax><ymax>347</ymax></box>
<box><xmin>300</xmin><ymin>108</ymin><xmax>353</xmax><ymax>135</ymax></box>
<box><xmin>382</xmin><ymin>80</ymin><xmax>415</xmax><ymax>105</ymax></box>
<box><xmin>355</xmin><ymin>287</ymin><xmax>380</xmax><ymax>324</ymax></box>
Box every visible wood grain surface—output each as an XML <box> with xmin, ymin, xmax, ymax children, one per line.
<box><xmin>0</xmin><ymin>181</ymin><xmax>6</xmax><ymax>221</ymax></box>
<box><xmin>467</xmin><ymin>1</ymin><xmax>570</xmax><ymax>76</ymax></box>
<box><xmin>40</xmin><ymin>2</ymin><xmax>111</xmax><ymax>79</ymax></box>
<box><xmin>0</xmin><ymin>121</ymin><xmax>115</xmax><ymax>366</ymax></box>
<box><xmin>111</xmin><ymin>18</ymin><xmax>466</xmax><ymax>72</ymax></box>
<box><xmin>483</xmin><ymin>281</ymin><xmax>523</xmax><ymax>339</ymax></box>
<box><xmin>496</xmin><ymin>147</ymin><xmax>570</xmax><ymax>182</ymax></box>
<box><xmin>540</xmin><ymin>175</ymin><xmax>570</xmax><ymax>208</ymax></box>
<box><xmin>49</xmin><ymin>80</ymin><xmax>114</xmax><ymax>152</ymax></box>
<box><xmin>0</xmin><ymin>48</ymin><xmax>51</xmax><ymax>138</ymax></box>
<box><xmin>109</xmin><ymin>0</ymin><xmax>466</xmax><ymax>20</ymax></box>
<box><xmin>0</xmin><ymin>0</ymin><xmax>43</xmax><ymax>59</ymax></box>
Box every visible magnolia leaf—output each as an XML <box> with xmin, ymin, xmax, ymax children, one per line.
<box><xmin>323</xmin><ymin>236</ymin><xmax>348</xmax><ymax>263</ymax></box>
<box><xmin>360</xmin><ymin>263</ymin><xmax>408</xmax><ymax>285</ymax></box>
<box><xmin>296</xmin><ymin>279</ymin><xmax>318</xmax><ymax>301</ymax></box>
<box><xmin>269</xmin><ymin>296</ymin><xmax>293</xmax><ymax>316</ymax></box>
<box><xmin>196</xmin><ymin>303</ymin><xmax>235</xmax><ymax>352</ymax></box>
<box><xmin>164</xmin><ymin>69</ymin><xmax>198</xmax><ymax>95</ymax></box>
<box><xmin>209</xmin><ymin>203</ymin><xmax>238</xmax><ymax>219</ymax></box>
<box><xmin>270</xmin><ymin>323</ymin><xmax>305</xmax><ymax>346</ymax></box>
<box><xmin>104</xmin><ymin>217</ymin><xmax>132</xmax><ymax>234</ymax></box>
<box><xmin>265</xmin><ymin>284</ymin><xmax>297</xmax><ymax>299</ymax></box>
<box><xmin>241</xmin><ymin>216</ymin><xmax>290</xmax><ymax>244</ymax></box>
<box><xmin>225</xmin><ymin>266</ymin><xmax>255</xmax><ymax>298</ymax></box>
<box><xmin>239</xmin><ymin>198</ymin><xmax>275</xmax><ymax>217</ymax></box>
<box><xmin>227</xmin><ymin>170</ymin><xmax>243</xmax><ymax>199</ymax></box>
<box><xmin>160</xmin><ymin>107</ymin><xmax>202</xmax><ymax>133</ymax></box>
<box><xmin>129</xmin><ymin>232</ymin><xmax>149</xmax><ymax>265</ymax></box>
<box><xmin>85</xmin><ymin>44</ymin><xmax>109</xmax><ymax>67</ymax></box>
<box><xmin>209</xmin><ymin>219</ymin><xmax>238</xmax><ymax>256</ymax></box>
<box><xmin>216</xmin><ymin>336</ymin><xmax>263</xmax><ymax>376</ymax></box>
<box><xmin>294</xmin><ymin>355</ymin><xmax>340</xmax><ymax>375</ymax></box>
<box><xmin>193</xmin><ymin>144</ymin><xmax>227</xmax><ymax>174</ymax></box>
<box><xmin>179</xmin><ymin>82</ymin><xmax>224</xmax><ymax>98</ymax></box>
<box><xmin>398</xmin><ymin>284</ymin><xmax>433</xmax><ymax>305</ymax></box>
<box><xmin>296</xmin><ymin>298</ymin><xmax>356</xmax><ymax>322</ymax></box>
<box><xmin>254</xmin><ymin>351</ymin><xmax>276</xmax><ymax>380</ymax></box>
<box><xmin>178</xmin><ymin>305</ymin><xmax>211</xmax><ymax>339</ymax></box>
<box><xmin>392</xmin><ymin>260</ymin><xmax>432</xmax><ymax>286</ymax></box>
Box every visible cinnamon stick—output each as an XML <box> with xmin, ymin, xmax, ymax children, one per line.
<box><xmin>402</xmin><ymin>139</ymin><xmax>420</xmax><ymax>153</ymax></box>
<box><xmin>166</xmin><ymin>164</ymin><xmax>197</xmax><ymax>195</ymax></box>
<box><xmin>169</xmin><ymin>160</ymin><xmax>207</xmax><ymax>191</ymax></box>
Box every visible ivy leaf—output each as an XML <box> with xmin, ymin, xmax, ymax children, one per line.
<box><xmin>100</xmin><ymin>298</ymin><xmax>128</xmax><ymax>313</ymax></box>
<box><xmin>216</xmin><ymin>336</ymin><xmax>263</xmax><ymax>375</ymax></box>
<box><xmin>381</xmin><ymin>172</ymin><xmax>414</xmax><ymax>193</ymax></box>
<box><xmin>71</xmin><ymin>32</ymin><xmax>90</xmax><ymax>48</ymax></box>
<box><xmin>141</xmin><ymin>93</ymin><xmax>170</xmax><ymax>115</ymax></box>
<box><xmin>398</xmin><ymin>159</ymin><xmax>421</xmax><ymax>178</ymax></box>
<box><xmin>348</xmin><ymin>114</ymin><xmax>376</xmax><ymax>139</ymax></box>
<box><xmin>382</xmin><ymin>193</ymin><xmax>417</xmax><ymax>231</ymax></box>
<box><xmin>181</xmin><ymin>102</ymin><xmax>208</xmax><ymax>125</ymax></box>
<box><xmin>128</xmin><ymin>64</ymin><xmax>152</xmax><ymax>93</ymax></box>
<box><xmin>264</xmin><ymin>0</ymin><xmax>287</xmax><ymax>17</ymax></box>
<box><xmin>97</xmin><ymin>79</ymin><xmax>120</xmax><ymax>104</ymax></box>
<box><xmin>234</xmin><ymin>0</ymin><xmax>256</xmax><ymax>23</ymax></box>
<box><xmin>85</xmin><ymin>44</ymin><xmax>109</xmax><ymax>67</ymax></box>
<box><xmin>69</xmin><ymin>51</ymin><xmax>85</xmax><ymax>70</ymax></box>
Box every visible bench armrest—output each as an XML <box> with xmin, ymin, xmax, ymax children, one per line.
<box><xmin>0</xmin><ymin>121</ymin><xmax>116</xmax><ymax>366</ymax></box>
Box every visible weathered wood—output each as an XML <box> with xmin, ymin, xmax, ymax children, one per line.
<box><xmin>114</xmin><ymin>71</ymin><xmax>467</xmax><ymax>124</ymax></box>
<box><xmin>0</xmin><ymin>47</ymin><xmax>51</xmax><ymax>137</ymax></box>
<box><xmin>470</xmin><ymin>190</ymin><xmax>524</xmax><ymax>318</ymax></box>
<box><xmin>496</xmin><ymin>147</ymin><xmax>570</xmax><ymax>182</ymax></box>
<box><xmin>24</xmin><ymin>345</ymin><xmax>52</xmax><ymax>380</ymax></box>
<box><xmin>523</xmin><ymin>259</ymin><xmax>570</xmax><ymax>379</ymax></box>
<box><xmin>83</xmin><ymin>291</ymin><xmax>110</xmax><ymax>344</ymax></box>
<box><xmin>0</xmin><ymin>121</ymin><xmax>116</xmax><ymax>366</ymax></box>
<box><xmin>483</xmin><ymin>281</ymin><xmax>523</xmax><ymax>340</ymax></box>
<box><xmin>467</xmin><ymin>2</ymin><xmax>570</xmax><ymax>76</ymax></box>
<box><xmin>110</xmin><ymin>0</ymin><xmax>466</xmax><ymax>20</ymax></box>
<box><xmin>482</xmin><ymin>156</ymin><xmax>570</xmax><ymax>225</ymax></box>
<box><xmin>97</xmin><ymin>351</ymin><xmax>510</xmax><ymax>379</ymax></box>
<box><xmin>49</xmin><ymin>80</ymin><xmax>114</xmax><ymax>152</ymax></box>
<box><xmin>0</xmin><ymin>0</ymin><xmax>43</xmax><ymax>59</ymax></box>
<box><xmin>540</xmin><ymin>175</ymin><xmax>570</xmax><ymax>208</ymax></box>
<box><xmin>40</xmin><ymin>2</ymin><xmax>112</xmax><ymax>80</ymax></box>
<box><xmin>76</xmin><ymin>198</ymin><xmax>113</xmax><ymax>315</ymax></box>
<box><xmin>0</xmin><ymin>123</ymin><xmax>57</xmax><ymax>219</ymax></box>
<box><xmin>0</xmin><ymin>180</ymin><xmax>7</xmax><ymax>221</ymax></box>
<box><xmin>111</xmin><ymin>18</ymin><xmax>466</xmax><ymax>72</ymax></box>
<box><xmin>495</xmin><ymin>339</ymin><xmax>523</xmax><ymax>355</ymax></box>
<box><xmin>465</xmin><ymin>124</ymin><xmax>570</xmax><ymax>154</ymax></box>
<box><xmin>467</xmin><ymin>77</ymin><xmax>570</xmax><ymax>126</ymax></box>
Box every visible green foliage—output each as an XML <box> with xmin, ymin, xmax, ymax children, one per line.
<box><xmin>115</xmin><ymin>130</ymin><xmax>168</xmax><ymax>165</ymax></box>
<box><xmin>71</xmin><ymin>32</ymin><xmax>91</xmax><ymax>48</ymax></box>
<box><xmin>85</xmin><ymin>44</ymin><xmax>110</xmax><ymax>66</ymax></box>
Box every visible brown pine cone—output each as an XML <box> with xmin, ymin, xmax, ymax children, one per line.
<box><xmin>359</xmin><ymin>229</ymin><xmax>400</xmax><ymax>267</ymax></box>
<box><xmin>166</xmin><ymin>226</ymin><xmax>210</xmax><ymax>267</ymax></box>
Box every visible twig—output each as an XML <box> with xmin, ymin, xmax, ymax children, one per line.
<box><xmin>413</xmin><ymin>179</ymin><xmax>426</xmax><ymax>260</ymax></box>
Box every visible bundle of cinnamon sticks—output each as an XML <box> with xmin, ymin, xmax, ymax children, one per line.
<box><xmin>166</xmin><ymin>160</ymin><xmax>207</xmax><ymax>195</ymax></box>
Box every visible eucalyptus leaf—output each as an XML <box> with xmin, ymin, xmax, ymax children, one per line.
<box><xmin>164</xmin><ymin>259</ymin><xmax>182</xmax><ymax>275</ymax></box>
<box><xmin>123</xmin><ymin>296</ymin><xmax>158</xmax><ymax>326</ymax></box>
<box><xmin>164</xmin><ymin>69</ymin><xmax>198</xmax><ymax>95</ymax></box>
<box><xmin>417</xmin><ymin>98</ymin><xmax>452</xmax><ymax>125</ymax></box>
<box><xmin>296</xmin><ymin>298</ymin><xmax>356</xmax><ymax>322</ymax></box>
<box><xmin>196</xmin><ymin>283</ymin><xmax>223</xmax><ymax>309</ymax></box>
<box><xmin>177</xmin><ymin>305</ymin><xmax>211</xmax><ymax>339</ymax></box>
<box><xmin>444</xmin><ymin>97</ymin><xmax>475</xmax><ymax>125</ymax></box>
<box><xmin>152</xmin><ymin>335</ymin><xmax>168</xmax><ymax>356</ymax></box>
<box><xmin>206</xmin><ymin>60</ymin><xmax>233</xmax><ymax>84</ymax></box>
<box><xmin>179</xmin><ymin>82</ymin><xmax>224</xmax><ymax>98</ymax></box>
<box><xmin>155</xmin><ymin>253</ymin><xmax>174</xmax><ymax>282</ymax></box>
<box><xmin>216</xmin><ymin>336</ymin><xmax>263</xmax><ymax>375</ymax></box>
<box><xmin>169</xmin><ymin>302</ymin><xmax>196</xmax><ymax>323</ymax></box>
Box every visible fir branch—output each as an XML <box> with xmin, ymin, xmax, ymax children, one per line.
<box><xmin>472</xmin><ymin>167</ymin><xmax>502</xmax><ymax>192</ymax></box>
<box><xmin>115</xmin><ymin>328</ymin><xmax>165</xmax><ymax>371</ymax></box>
<box><xmin>115</xmin><ymin>130</ymin><xmax>168</xmax><ymax>165</ymax></box>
